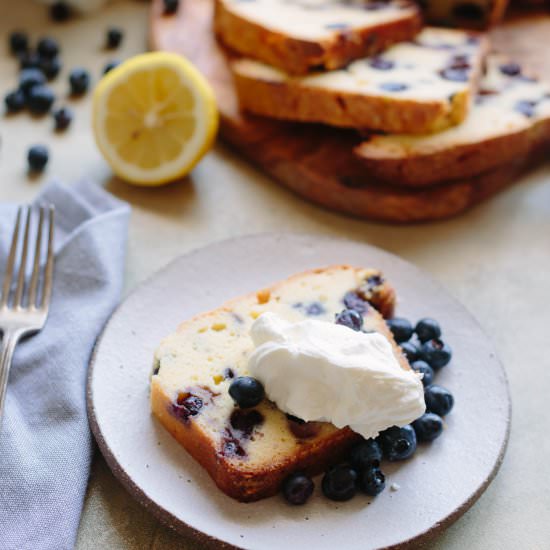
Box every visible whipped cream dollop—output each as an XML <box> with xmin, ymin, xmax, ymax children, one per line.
<box><xmin>248</xmin><ymin>312</ymin><xmax>425</xmax><ymax>440</ymax></box>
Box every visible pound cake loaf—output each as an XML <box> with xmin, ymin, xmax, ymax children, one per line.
<box><xmin>231</xmin><ymin>28</ymin><xmax>489</xmax><ymax>134</ymax></box>
<box><xmin>151</xmin><ymin>266</ymin><xmax>405</xmax><ymax>502</ymax></box>
<box><xmin>354</xmin><ymin>55</ymin><xmax>550</xmax><ymax>186</ymax></box>
<box><xmin>420</xmin><ymin>0</ymin><xmax>509</xmax><ymax>29</ymax></box>
<box><xmin>214</xmin><ymin>0</ymin><xmax>422</xmax><ymax>75</ymax></box>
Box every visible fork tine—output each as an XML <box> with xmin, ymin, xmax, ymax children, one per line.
<box><xmin>28</xmin><ymin>207</ymin><xmax>45</xmax><ymax>309</ymax></box>
<box><xmin>1</xmin><ymin>208</ymin><xmax>23</xmax><ymax>308</ymax></box>
<box><xmin>13</xmin><ymin>207</ymin><xmax>31</xmax><ymax>308</ymax></box>
<box><xmin>40</xmin><ymin>206</ymin><xmax>55</xmax><ymax>310</ymax></box>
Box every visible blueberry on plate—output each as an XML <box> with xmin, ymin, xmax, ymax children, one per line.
<box><xmin>358</xmin><ymin>467</ymin><xmax>386</xmax><ymax>497</ymax></box>
<box><xmin>400</xmin><ymin>341</ymin><xmax>420</xmax><ymax>362</ymax></box>
<box><xmin>41</xmin><ymin>57</ymin><xmax>62</xmax><ymax>80</ymax></box>
<box><xmin>163</xmin><ymin>0</ymin><xmax>179</xmax><ymax>14</ymax></box>
<box><xmin>386</xmin><ymin>317</ymin><xmax>413</xmax><ymax>343</ymax></box>
<box><xmin>37</xmin><ymin>37</ymin><xmax>60</xmax><ymax>60</ymax></box>
<box><xmin>414</xmin><ymin>318</ymin><xmax>441</xmax><ymax>343</ymax></box>
<box><xmin>27</xmin><ymin>85</ymin><xmax>55</xmax><ymax>115</ymax></box>
<box><xmin>27</xmin><ymin>145</ymin><xmax>49</xmax><ymax>172</ymax></box>
<box><xmin>19</xmin><ymin>52</ymin><xmax>42</xmax><ymax>71</ymax></box>
<box><xmin>424</xmin><ymin>385</ymin><xmax>454</xmax><ymax>416</ymax></box>
<box><xmin>420</xmin><ymin>338</ymin><xmax>452</xmax><ymax>369</ymax></box>
<box><xmin>321</xmin><ymin>464</ymin><xmax>358</xmax><ymax>502</ymax></box>
<box><xmin>50</xmin><ymin>2</ymin><xmax>72</xmax><ymax>22</ymax></box>
<box><xmin>282</xmin><ymin>472</ymin><xmax>314</xmax><ymax>505</ymax></box>
<box><xmin>103</xmin><ymin>60</ymin><xmax>120</xmax><ymax>75</ymax></box>
<box><xmin>413</xmin><ymin>412</ymin><xmax>444</xmax><ymax>442</ymax></box>
<box><xmin>377</xmin><ymin>425</ymin><xmax>417</xmax><ymax>461</ymax></box>
<box><xmin>19</xmin><ymin>68</ymin><xmax>46</xmax><ymax>96</ymax></box>
<box><xmin>349</xmin><ymin>439</ymin><xmax>382</xmax><ymax>470</ymax></box>
<box><xmin>106</xmin><ymin>27</ymin><xmax>123</xmax><ymax>49</ymax></box>
<box><xmin>335</xmin><ymin>308</ymin><xmax>363</xmax><ymax>331</ymax></box>
<box><xmin>5</xmin><ymin>90</ymin><xmax>26</xmax><ymax>113</ymax></box>
<box><xmin>411</xmin><ymin>360</ymin><xmax>434</xmax><ymax>387</ymax></box>
<box><xmin>228</xmin><ymin>376</ymin><xmax>265</xmax><ymax>408</ymax></box>
<box><xmin>53</xmin><ymin>106</ymin><xmax>73</xmax><ymax>131</ymax></box>
<box><xmin>9</xmin><ymin>31</ymin><xmax>29</xmax><ymax>55</ymax></box>
<box><xmin>69</xmin><ymin>68</ymin><xmax>91</xmax><ymax>95</ymax></box>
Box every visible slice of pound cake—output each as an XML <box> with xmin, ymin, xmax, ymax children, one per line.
<box><xmin>420</xmin><ymin>0</ymin><xmax>509</xmax><ymax>29</ymax></box>
<box><xmin>151</xmin><ymin>266</ymin><xmax>406</xmax><ymax>502</ymax></box>
<box><xmin>214</xmin><ymin>0</ymin><xmax>422</xmax><ymax>75</ymax></box>
<box><xmin>354</xmin><ymin>55</ymin><xmax>550</xmax><ymax>186</ymax></box>
<box><xmin>231</xmin><ymin>28</ymin><xmax>489</xmax><ymax>134</ymax></box>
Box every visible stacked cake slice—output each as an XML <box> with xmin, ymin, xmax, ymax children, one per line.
<box><xmin>214</xmin><ymin>0</ymin><xmax>549</xmax><ymax>206</ymax></box>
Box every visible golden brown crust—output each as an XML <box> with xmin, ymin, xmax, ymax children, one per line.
<box><xmin>214</xmin><ymin>0</ymin><xmax>422</xmax><ymax>75</ymax></box>
<box><xmin>422</xmin><ymin>0</ymin><xmax>509</xmax><ymax>29</ymax></box>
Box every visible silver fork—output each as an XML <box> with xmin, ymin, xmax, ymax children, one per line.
<box><xmin>0</xmin><ymin>205</ymin><xmax>55</xmax><ymax>425</ymax></box>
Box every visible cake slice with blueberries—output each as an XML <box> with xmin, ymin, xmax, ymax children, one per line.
<box><xmin>151</xmin><ymin>266</ymin><xmax>426</xmax><ymax>502</ymax></box>
<box><xmin>354</xmin><ymin>55</ymin><xmax>550</xmax><ymax>186</ymax></box>
<box><xmin>214</xmin><ymin>0</ymin><xmax>422</xmax><ymax>75</ymax></box>
<box><xmin>231</xmin><ymin>27</ymin><xmax>489</xmax><ymax>134</ymax></box>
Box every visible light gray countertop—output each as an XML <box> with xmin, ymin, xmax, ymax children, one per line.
<box><xmin>1</xmin><ymin>1</ymin><xmax>549</xmax><ymax>549</ymax></box>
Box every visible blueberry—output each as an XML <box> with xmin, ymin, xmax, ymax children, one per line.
<box><xmin>321</xmin><ymin>465</ymin><xmax>358</xmax><ymax>501</ymax></box>
<box><xmin>424</xmin><ymin>385</ymin><xmax>454</xmax><ymax>416</ymax></box>
<box><xmin>358</xmin><ymin>467</ymin><xmax>385</xmax><ymax>496</ymax></box>
<box><xmin>282</xmin><ymin>473</ymin><xmax>314</xmax><ymax>505</ymax></box>
<box><xmin>27</xmin><ymin>85</ymin><xmax>55</xmax><ymax>115</ymax></box>
<box><xmin>163</xmin><ymin>0</ymin><xmax>179</xmax><ymax>14</ymax></box>
<box><xmin>50</xmin><ymin>2</ymin><xmax>72</xmax><ymax>22</ymax></box>
<box><xmin>400</xmin><ymin>341</ymin><xmax>420</xmax><ymax>362</ymax></box>
<box><xmin>9</xmin><ymin>31</ymin><xmax>28</xmax><ymax>55</ymax></box>
<box><xmin>500</xmin><ymin>62</ymin><xmax>521</xmax><ymax>77</ymax></box>
<box><xmin>19</xmin><ymin>68</ymin><xmax>46</xmax><ymax>96</ymax></box>
<box><xmin>440</xmin><ymin>68</ymin><xmax>469</xmax><ymax>82</ymax></box>
<box><xmin>343</xmin><ymin>291</ymin><xmax>369</xmax><ymax>313</ymax></box>
<box><xmin>386</xmin><ymin>317</ymin><xmax>413</xmax><ymax>343</ymax></box>
<box><xmin>103</xmin><ymin>60</ymin><xmax>120</xmax><ymax>74</ymax></box>
<box><xmin>53</xmin><ymin>106</ymin><xmax>73</xmax><ymax>131</ymax></box>
<box><xmin>106</xmin><ymin>27</ymin><xmax>123</xmax><ymax>49</ymax></box>
<box><xmin>228</xmin><ymin>376</ymin><xmax>264</xmax><ymax>408</ymax></box>
<box><xmin>27</xmin><ymin>145</ymin><xmax>49</xmax><ymax>172</ymax></box>
<box><xmin>41</xmin><ymin>57</ymin><xmax>62</xmax><ymax>80</ymax></box>
<box><xmin>377</xmin><ymin>425</ymin><xmax>417</xmax><ymax>461</ymax></box>
<box><xmin>19</xmin><ymin>52</ymin><xmax>42</xmax><ymax>71</ymax></box>
<box><xmin>515</xmin><ymin>99</ymin><xmax>537</xmax><ymax>118</ymax></box>
<box><xmin>414</xmin><ymin>318</ymin><xmax>441</xmax><ymax>343</ymax></box>
<box><xmin>37</xmin><ymin>37</ymin><xmax>60</xmax><ymax>60</ymax></box>
<box><xmin>411</xmin><ymin>360</ymin><xmax>434</xmax><ymax>387</ymax></box>
<box><xmin>380</xmin><ymin>82</ymin><xmax>408</xmax><ymax>92</ymax></box>
<box><xmin>5</xmin><ymin>90</ymin><xmax>25</xmax><ymax>113</ymax></box>
<box><xmin>69</xmin><ymin>68</ymin><xmax>91</xmax><ymax>95</ymax></box>
<box><xmin>420</xmin><ymin>338</ymin><xmax>452</xmax><ymax>369</ymax></box>
<box><xmin>412</xmin><ymin>412</ymin><xmax>444</xmax><ymax>442</ymax></box>
<box><xmin>349</xmin><ymin>439</ymin><xmax>382</xmax><ymax>470</ymax></box>
<box><xmin>335</xmin><ymin>309</ymin><xmax>363</xmax><ymax>331</ymax></box>
<box><xmin>369</xmin><ymin>58</ymin><xmax>394</xmax><ymax>71</ymax></box>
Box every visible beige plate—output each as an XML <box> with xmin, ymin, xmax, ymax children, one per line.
<box><xmin>87</xmin><ymin>234</ymin><xmax>510</xmax><ymax>550</ymax></box>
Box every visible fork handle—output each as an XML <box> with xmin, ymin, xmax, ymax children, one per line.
<box><xmin>0</xmin><ymin>331</ymin><xmax>21</xmax><ymax>427</ymax></box>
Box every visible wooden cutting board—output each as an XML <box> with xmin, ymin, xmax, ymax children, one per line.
<box><xmin>149</xmin><ymin>0</ymin><xmax>550</xmax><ymax>223</ymax></box>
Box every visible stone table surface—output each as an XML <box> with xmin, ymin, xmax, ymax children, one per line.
<box><xmin>1</xmin><ymin>1</ymin><xmax>549</xmax><ymax>549</ymax></box>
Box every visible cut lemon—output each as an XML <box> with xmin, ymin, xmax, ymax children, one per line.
<box><xmin>92</xmin><ymin>52</ymin><xmax>219</xmax><ymax>185</ymax></box>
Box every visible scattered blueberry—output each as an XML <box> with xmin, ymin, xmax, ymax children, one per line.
<box><xmin>282</xmin><ymin>473</ymin><xmax>314</xmax><ymax>505</ymax></box>
<box><xmin>377</xmin><ymin>425</ymin><xmax>417</xmax><ymax>461</ymax></box>
<box><xmin>420</xmin><ymin>338</ymin><xmax>452</xmax><ymax>369</ymax></box>
<box><xmin>400</xmin><ymin>341</ymin><xmax>420</xmax><ymax>362</ymax></box>
<box><xmin>27</xmin><ymin>145</ymin><xmax>49</xmax><ymax>172</ymax></box>
<box><xmin>19</xmin><ymin>52</ymin><xmax>42</xmax><ymax>71</ymax></box>
<box><xmin>103</xmin><ymin>60</ymin><xmax>120</xmax><ymax>74</ymax></box>
<box><xmin>228</xmin><ymin>376</ymin><xmax>265</xmax><ymax>408</ymax></box>
<box><xmin>50</xmin><ymin>2</ymin><xmax>72</xmax><ymax>22</ymax></box>
<box><xmin>9</xmin><ymin>31</ymin><xmax>28</xmax><ymax>55</ymax></box>
<box><xmin>358</xmin><ymin>467</ymin><xmax>385</xmax><ymax>496</ymax></box>
<box><xmin>386</xmin><ymin>317</ymin><xmax>413</xmax><ymax>343</ymax></box>
<box><xmin>69</xmin><ymin>68</ymin><xmax>91</xmax><ymax>95</ymax></box>
<box><xmin>380</xmin><ymin>82</ymin><xmax>408</xmax><ymax>92</ymax></box>
<box><xmin>106</xmin><ymin>27</ymin><xmax>123</xmax><ymax>49</ymax></box>
<box><xmin>4</xmin><ymin>90</ymin><xmax>26</xmax><ymax>113</ymax></box>
<box><xmin>37</xmin><ymin>37</ymin><xmax>60</xmax><ymax>60</ymax></box>
<box><xmin>411</xmin><ymin>360</ymin><xmax>434</xmax><ymax>387</ymax></box>
<box><xmin>27</xmin><ymin>85</ymin><xmax>55</xmax><ymax>115</ymax></box>
<box><xmin>41</xmin><ymin>57</ymin><xmax>62</xmax><ymax>80</ymax></box>
<box><xmin>415</xmin><ymin>318</ymin><xmax>441</xmax><ymax>343</ymax></box>
<box><xmin>321</xmin><ymin>465</ymin><xmax>358</xmax><ymax>502</ymax></box>
<box><xmin>19</xmin><ymin>68</ymin><xmax>46</xmax><ymax>96</ymax></box>
<box><xmin>163</xmin><ymin>0</ymin><xmax>179</xmax><ymax>14</ymax></box>
<box><xmin>424</xmin><ymin>385</ymin><xmax>454</xmax><ymax>416</ymax></box>
<box><xmin>335</xmin><ymin>309</ymin><xmax>363</xmax><ymax>331</ymax></box>
<box><xmin>53</xmin><ymin>106</ymin><xmax>73</xmax><ymax>131</ymax></box>
<box><xmin>349</xmin><ymin>439</ymin><xmax>382</xmax><ymax>470</ymax></box>
<box><xmin>412</xmin><ymin>412</ymin><xmax>444</xmax><ymax>442</ymax></box>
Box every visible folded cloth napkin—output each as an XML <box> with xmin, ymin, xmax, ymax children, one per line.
<box><xmin>0</xmin><ymin>181</ymin><xmax>130</xmax><ymax>550</ymax></box>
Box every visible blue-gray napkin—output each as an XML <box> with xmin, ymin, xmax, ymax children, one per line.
<box><xmin>0</xmin><ymin>181</ymin><xmax>130</xmax><ymax>550</ymax></box>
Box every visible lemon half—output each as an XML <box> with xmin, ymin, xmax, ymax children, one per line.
<box><xmin>92</xmin><ymin>52</ymin><xmax>219</xmax><ymax>185</ymax></box>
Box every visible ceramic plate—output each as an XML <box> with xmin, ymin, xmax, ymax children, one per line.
<box><xmin>87</xmin><ymin>234</ymin><xmax>510</xmax><ymax>550</ymax></box>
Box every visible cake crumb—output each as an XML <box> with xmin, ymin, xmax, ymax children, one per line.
<box><xmin>390</xmin><ymin>483</ymin><xmax>400</xmax><ymax>492</ymax></box>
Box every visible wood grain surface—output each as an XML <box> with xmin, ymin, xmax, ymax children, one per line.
<box><xmin>149</xmin><ymin>0</ymin><xmax>550</xmax><ymax>223</ymax></box>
